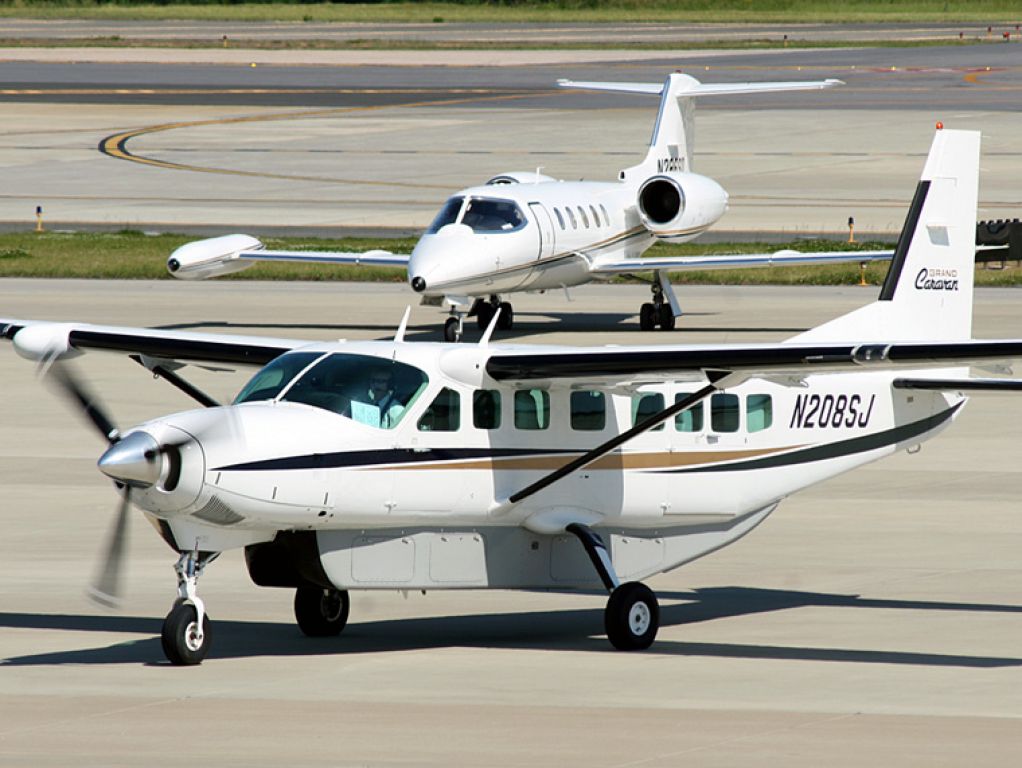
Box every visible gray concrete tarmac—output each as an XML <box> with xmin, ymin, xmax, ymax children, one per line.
<box><xmin>2</xmin><ymin>279</ymin><xmax>1022</xmax><ymax>766</ymax></box>
<box><xmin>0</xmin><ymin>44</ymin><xmax>1020</xmax><ymax>236</ymax></box>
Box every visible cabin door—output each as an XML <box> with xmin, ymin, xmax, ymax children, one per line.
<box><xmin>529</xmin><ymin>202</ymin><xmax>556</xmax><ymax>260</ymax></box>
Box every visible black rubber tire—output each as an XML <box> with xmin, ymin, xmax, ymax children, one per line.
<box><xmin>161</xmin><ymin>602</ymin><xmax>212</xmax><ymax>666</ymax></box>
<box><xmin>604</xmin><ymin>582</ymin><xmax>659</xmax><ymax>651</ymax></box>
<box><xmin>496</xmin><ymin>302</ymin><xmax>514</xmax><ymax>330</ymax></box>
<box><xmin>294</xmin><ymin>587</ymin><xmax>350</xmax><ymax>637</ymax></box>
<box><xmin>639</xmin><ymin>303</ymin><xmax>657</xmax><ymax>331</ymax></box>
<box><xmin>658</xmin><ymin>304</ymin><xmax>676</xmax><ymax>331</ymax></box>
<box><xmin>443</xmin><ymin>316</ymin><xmax>460</xmax><ymax>343</ymax></box>
<box><xmin>476</xmin><ymin>302</ymin><xmax>495</xmax><ymax>330</ymax></box>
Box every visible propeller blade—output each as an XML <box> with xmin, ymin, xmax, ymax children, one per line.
<box><xmin>47</xmin><ymin>362</ymin><xmax>120</xmax><ymax>444</ymax></box>
<box><xmin>87</xmin><ymin>489</ymin><xmax>131</xmax><ymax>609</ymax></box>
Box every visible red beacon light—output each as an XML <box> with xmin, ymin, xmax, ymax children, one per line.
<box><xmin>936</xmin><ymin>121</ymin><xmax>944</xmax><ymax>130</ymax></box>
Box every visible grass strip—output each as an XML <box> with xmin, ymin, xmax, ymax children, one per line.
<box><xmin>0</xmin><ymin>1</ymin><xmax>1021</xmax><ymax>24</ymax></box>
<box><xmin>1</xmin><ymin>230</ymin><xmax>1019</xmax><ymax>287</ymax></box>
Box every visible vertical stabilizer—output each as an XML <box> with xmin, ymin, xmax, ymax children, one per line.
<box><xmin>621</xmin><ymin>73</ymin><xmax>700</xmax><ymax>183</ymax></box>
<box><xmin>792</xmin><ymin>128</ymin><xmax>980</xmax><ymax>343</ymax></box>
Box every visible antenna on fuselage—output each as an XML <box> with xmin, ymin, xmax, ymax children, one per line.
<box><xmin>394</xmin><ymin>306</ymin><xmax>411</xmax><ymax>343</ymax></box>
<box><xmin>478</xmin><ymin>307</ymin><xmax>502</xmax><ymax>347</ymax></box>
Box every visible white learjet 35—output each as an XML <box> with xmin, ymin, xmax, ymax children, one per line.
<box><xmin>165</xmin><ymin>73</ymin><xmax>892</xmax><ymax>340</ymax></box>
<box><xmin>3</xmin><ymin>128</ymin><xmax>1016</xmax><ymax>664</ymax></box>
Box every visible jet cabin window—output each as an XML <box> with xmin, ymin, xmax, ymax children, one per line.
<box><xmin>426</xmin><ymin>196</ymin><xmax>464</xmax><ymax>234</ymax></box>
<box><xmin>461</xmin><ymin>198</ymin><xmax>526</xmax><ymax>233</ymax></box>
<box><xmin>239</xmin><ymin>352</ymin><xmax>428</xmax><ymax>430</ymax></box>
<box><xmin>554</xmin><ymin>208</ymin><xmax>566</xmax><ymax>230</ymax></box>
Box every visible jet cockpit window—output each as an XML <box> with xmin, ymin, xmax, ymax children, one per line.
<box><xmin>461</xmin><ymin>198</ymin><xmax>526</xmax><ymax>233</ymax></box>
<box><xmin>426</xmin><ymin>196</ymin><xmax>465</xmax><ymax>234</ymax></box>
<box><xmin>274</xmin><ymin>353</ymin><xmax>429</xmax><ymax>429</ymax></box>
<box><xmin>234</xmin><ymin>351</ymin><xmax>324</xmax><ymax>404</ymax></box>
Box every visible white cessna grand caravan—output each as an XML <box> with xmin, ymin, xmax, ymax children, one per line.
<box><xmin>166</xmin><ymin>72</ymin><xmax>892</xmax><ymax>341</ymax></box>
<box><xmin>3</xmin><ymin>129</ymin><xmax>1015</xmax><ymax>665</ymax></box>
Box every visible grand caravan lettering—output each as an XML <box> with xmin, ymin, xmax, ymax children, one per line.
<box><xmin>915</xmin><ymin>267</ymin><xmax>959</xmax><ymax>291</ymax></box>
<box><xmin>790</xmin><ymin>393</ymin><xmax>876</xmax><ymax>429</ymax></box>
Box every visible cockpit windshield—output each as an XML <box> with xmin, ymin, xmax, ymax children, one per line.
<box><xmin>426</xmin><ymin>196</ymin><xmax>464</xmax><ymax>234</ymax></box>
<box><xmin>461</xmin><ymin>198</ymin><xmax>525</xmax><ymax>233</ymax></box>
<box><xmin>234</xmin><ymin>352</ymin><xmax>322</xmax><ymax>405</ymax></box>
<box><xmin>236</xmin><ymin>352</ymin><xmax>429</xmax><ymax>430</ymax></box>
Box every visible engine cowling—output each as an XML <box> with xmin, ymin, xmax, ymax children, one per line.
<box><xmin>167</xmin><ymin>234</ymin><xmax>263</xmax><ymax>280</ymax></box>
<box><xmin>636</xmin><ymin>172</ymin><xmax>729</xmax><ymax>243</ymax></box>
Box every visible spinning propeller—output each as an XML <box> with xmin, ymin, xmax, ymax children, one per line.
<box><xmin>44</xmin><ymin>362</ymin><xmax>162</xmax><ymax>608</ymax></box>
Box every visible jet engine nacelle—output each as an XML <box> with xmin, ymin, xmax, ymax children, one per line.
<box><xmin>636</xmin><ymin>172</ymin><xmax>729</xmax><ymax>243</ymax></box>
<box><xmin>167</xmin><ymin>234</ymin><xmax>263</xmax><ymax>280</ymax></box>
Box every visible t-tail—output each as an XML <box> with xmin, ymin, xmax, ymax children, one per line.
<box><xmin>558</xmin><ymin>73</ymin><xmax>843</xmax><ymax>183</ymax></box>
<box><xmin>793</xmin><ymin>128</ymin><xmax>980</xmax><ymax>344</ymax></box>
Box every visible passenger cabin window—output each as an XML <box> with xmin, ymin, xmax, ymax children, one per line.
<box><xmin>426</xmin><ymin>196</ymin><xmax>464</xmax><ymax>234</ymax></box>
<box><xmin>674</xmin><ymin>393</ymin><xmax>704</xmax><ymax>432</ymax></box>
<box><xmin>589</xmin><ymin>205</ymin><xmax>601</xmax><ymax>227</ymax></box>
<box><xmin>566</xmin><ymin>208</ymin><xmax>577</xmax><ymax>230</ymax></box>
<box><xmin>578</xmin><ymin>206</ymin><xmax>590</xmax><ymax>228</ymax></box>
<box><xmin>747</xmin><ymin>394</ymin><xmax>773</xmax><ymax>432</ymax></box>
<box><xmin>252</xmin><ymin>352</ymin><xmax>428</xmax><ymax>430</ymax></box>
<box><xmin>234</xmin><ymin>351</ymin><xmax>322</xmax><ymax>404</ymax></box>
<box><xmin>418</xmin><ymin>387</ymin><xmax>460</xmax><ymax>432</ymax></box>
<box><xmin>554</xmin><ymin>208</ymin><xmax>566</xmax><ymax>230</ymax></box>
<box><xmin>570</xmin><ymin>391</ymin><xmax>605</xmax><ymax>431</ymax></box>
<box><xmin>473</xmin><ymin>389</ymin><xmax>501</xmax><ymax>430</ymax></box>
<box><xmin>632</xmin><ymin>393</ymin><xmax>665</xmax><ymax>432</ymax></box>
<box><xmin>515</xmin><ymin>389</ymin><xmax>550</xmax><ymax>430</ymax></box>
<box><xmin>711</xmin><ymin>393</ymin><xmax>740</xmax><ymax>433</ymax></box>
<box><xmin>599</xmin><ymin>204</ymin><xmax>610</xmax><ymax>226</ymax></box>
<box><xmin>461</xmin><ymin>198</ymin><xmax>525</xmax><ymax>233</ymax></box>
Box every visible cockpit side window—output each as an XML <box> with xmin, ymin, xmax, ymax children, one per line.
<box><xmin>426</xmin><ymin>196</ymin><xmax>465</xmax><ymax>234</ymax></box>
<box><xmin>277</xmin><ymin>353</ymin><xmax>428</xmax><ymax>429</ymax></box>
<box><xmin>461</xmin><ymin>198</ymin><xmax>526</xmax><ymax>233</ymax></box>
<box><xmin>234</xmin><ymin>352</ymin><xmax>323</xmax><ymax>404</ymax></box>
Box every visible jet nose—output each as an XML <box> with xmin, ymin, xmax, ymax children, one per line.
<box><xmin>98</xmin><ymin>431</ymin><xmax>162</xmax><ymax>488</ymax></box>
<box><xmin>411</xmin><ymin>276</ymin><xmax>426</xmax><ymax>293</ymax></box>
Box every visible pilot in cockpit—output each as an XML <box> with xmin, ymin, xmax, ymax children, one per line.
<box><xmin>351</xmin><ymin>368</ymin><xmax>405</xmax><ymax>428</ymax></box>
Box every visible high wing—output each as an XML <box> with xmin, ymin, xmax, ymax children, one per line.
<box><xmin>484</xmin><ymin>339</ymin><xmax>1022</xmax><ymax>387</ymax></box>
<box><xmin>0</xmin><ymin>319</ymin><xmax>301</xmax><ymax>368</ymax></box>
<box><xmin>588</xmin><ymin>248</ymin><xmax>893</xmax><ymax>275</ymax></box>
<box><xmin>557</xmin><ymin>77</ymin><xmax>843</xmax><ymax>96</ymax></box>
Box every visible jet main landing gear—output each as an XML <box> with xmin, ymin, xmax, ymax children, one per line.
<box><xmin>294</xmin><ymin>587</ymin><xmax>350</xmax><ymax>637</ymax></box>
<box><xmin>566</xmin><ymin>523</ymin><xmax>660</xmax><ymax>650</ymax></box>
<box><xmin>161</xmin><ymin>549</ymin><xmax>219</xmax><ymax>665</ymax></box>
<box><xmin>639</xmin><ymin>274</ymin><xmax>677</xmax><ymax>332</ymax></box>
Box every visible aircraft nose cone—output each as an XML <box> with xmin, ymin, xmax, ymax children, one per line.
<box><xmin>98</xmin><ymin>431</ymin><xmax>162</xmax><ymax>488</ymax></box>
<box><xmin>410</xmin><ymin>276</ymin><xmax>426</xmax><ymax>293</ymax></box>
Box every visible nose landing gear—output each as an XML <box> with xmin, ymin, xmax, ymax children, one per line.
<box><xmin>161</xmin><ymin>549</ymin><xmax>219</xmax><ymax>666</ymax></box>
<box><xmin>444</xmin><ymin>295</ymin><xmax>514</xmax><ymax>342</ymax></box>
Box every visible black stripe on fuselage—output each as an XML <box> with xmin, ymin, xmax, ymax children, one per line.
<box><xmin>214</xmin><ymin>447</ymin><xmax>577</xmax><ymax>472</ymax></box>
<box><xmin>664</xmin><ymin>402</ymin><xmax>961</xmax><ymax>474</ymax></box>
<box><xmin>879</xmin><ymin>179</ymin><xmax>930</xmax><ymax>302</ymax></box>
<box><xmin>212</xmin><ymin>405</ymin><xmax>959</xmax><ymax>475</ymax></box>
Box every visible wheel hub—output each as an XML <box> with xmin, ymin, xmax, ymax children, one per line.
<box><xmin>628</xmin><ymin>602</ymin><xmax>651</xmax><ymax>636</ymax></box>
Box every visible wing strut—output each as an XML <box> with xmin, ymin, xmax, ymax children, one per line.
<box><xmin>501</xmin><ymin>372</ymin><xmax>739</xmax><ymax>509</ymax></box>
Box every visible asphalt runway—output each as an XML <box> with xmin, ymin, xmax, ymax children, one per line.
<box><xmin>2</xmin><ymin>279</ymin><xmax>1022</xmax><ymax>766</ymax></box>
<box><xmin>0</xmin><ymin>43</ymin><xmax>1020</xmax><ymax>235</ymax></box>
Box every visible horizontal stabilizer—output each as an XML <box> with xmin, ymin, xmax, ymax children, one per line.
<box><xmin>557</xmin><ymin>78</ymin><xmax>843</xmax><ymax>97</ymax></box>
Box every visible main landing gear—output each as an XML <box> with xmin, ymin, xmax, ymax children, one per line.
<box><xmin>566</xmin><ymin>523</ymin><xmax>660</xmax><ymax>650</ymax></box>
<box><xmin>294</xmin><ymin>587</ymin><xmax>350</xmax><ymax>637</ymax></box>
<box><xmin>443</xmin><ymin>295</ymin><xmax>514</xmax><ymax>342</ymax></box>
<box><xmin>639</xmin><ymin>275</ymin><xmax>677</xmax><ymax>332</ymax></box>
<box><xmin>161</xmin><ymin>549</ymin><xmax>219</xmax><ymax>665</ymax></box>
